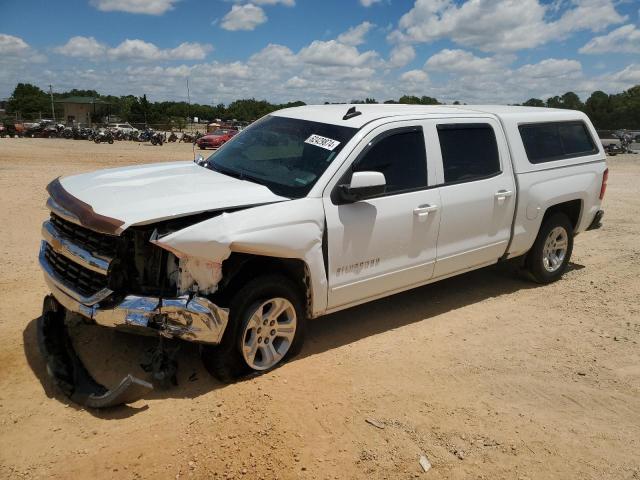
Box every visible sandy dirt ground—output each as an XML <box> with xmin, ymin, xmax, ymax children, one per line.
<box><xmin>0</xmin><ymin>138</ymin><xmax>638</xmax><ymax>480</ymax></box>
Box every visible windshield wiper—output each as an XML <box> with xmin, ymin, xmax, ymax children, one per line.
<box><xmin>210</xmin><ymin>163</ymin><xmax>244</xmax><ymax>180</ymax></box>
<box><xmin>210</xmin><ymin>163</ymin><xmax>271</xmax><ymax>189</ymax></box>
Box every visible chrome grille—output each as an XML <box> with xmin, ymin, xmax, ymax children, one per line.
<box><xmin>43</xmin><ymin>242</ymin><xmax>108</xmax><ymax>298</ymax></box>
<box><xmin>50</xmin><ymin>213</ymin><xmax>119</xmax><ymax>258</ymax></box>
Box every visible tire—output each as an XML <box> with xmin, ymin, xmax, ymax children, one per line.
<box><xmin>202</xmin><ymin>274</ymin><xmax>307</xmax><ymax>382</ymax></box>
<box><xmin>525</xmin><ymin>212</ymin><xmax>574</xmax><ymax>284</ymax></box>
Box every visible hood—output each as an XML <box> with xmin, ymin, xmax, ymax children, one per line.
<box><xmin>57</xmin><ymin>161</ymin><xmax>288</xmax><ymax>231</ymax></box>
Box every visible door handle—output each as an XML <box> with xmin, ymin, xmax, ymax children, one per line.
<box><xmin>495</xmin><ymin>189</ymin><xmax>513</xmax><ymax>199</ymax></box>
<box><xmin>413</xmin><ymin>204</ymin><xmax>439</xmax><ymax>217</ymax></box>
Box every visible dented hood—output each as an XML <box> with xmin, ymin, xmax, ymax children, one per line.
<box><xmin>57</xmin><ymin>161</ymin><xmax>288</xmax><ymax>231</ymax></box>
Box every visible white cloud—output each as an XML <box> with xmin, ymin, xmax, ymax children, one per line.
<box><xmin>598</xmin><ymin>63</ymin><xmax>640</xmax><ymax>89</ymax></box>
<box><xmin>250</xmin><ymin>0</ymin><xmax>295</xmax><ymax>5</ymax></box>
<box><xmin>248</xmin><ymin>43</ymin><xmax>297</xmax><ymax>68</ymax></box>
<box><xmin>284</xmin><ymin>76</ymin><xmax>308</xmax><ymax>88</ymax></box>
<box><xmin>391</xmin><ymin>0</ymin><xmax>627</xmax><ymax>52</ymax></box>
<box><xmin>0</xmin><ymin>33</ymin><xmax>30</xmax><ymax>56</ymax></box>
<box><xmin>337</xmin><ymin>21</ymin><xmax>375</xmax><ymax>46</ymax></box>
<box><xmin>515</xmin><ymin>58</ymin><xmax>582</xmax><ymax>79</ymax></box>
<box><xmin>53</xmin><ymin>36</ymin><xmax>107</xmax><ymax>57</ymax></box>
<box><xmin>298</xmin><ymin>40</ymin><xmax>380</xmax><ymax>67</ymax></box>
<box><xmin>416</xmin><ymin>50</ymin><xmax>589</xmax><ymax>103</ymax></box>
<box><xmin>360</xmin><ymin>0</ymin><xmax>382</xmax><ymax>6</ymax></box>
<box><xmin>579</xmin><ymin>24</ymin><xmax>640</xmax><ymax>54</ymax></box>
<box><xmin>90</xmin><ymin>0</ymin><xmax>179</xmax><ymax>15</ymax></box>
<box><xmin>53</xmin><ymin>36</ymin><xmax>212</xmax><ymax>61</ymax></box>
<box><xmin>400</xmin><ymin>69</ymin><xmax>429</xmax><ymax>83</ymax></box>
<box><xmin>424</xmin><ymin>48</ymin><xmax>511</xmax><ymax>74</ymax></box>
<box><xmin>388</xmin><ymin>44</ymin><xmax>415</xmax><ymax>68</ymax></box>
<box><xmin>110</xmin><ymin>39</ymin><xmax>211</xmax><ymax>60</ymax></box>
<box><xmin>221</xmin><ymin>4</ymin><xmax>267</xmax><ymax>31</ymax></box>
<box><xmin>0</xmin><ymin>33</ymin><xmax>46</xmax><ymax>66</ymax></box>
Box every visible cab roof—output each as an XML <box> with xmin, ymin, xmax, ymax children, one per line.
<box><xmin>272</xmin><ymin>104</ymin><xmax>583</xmax><ymax>129</ymax></box>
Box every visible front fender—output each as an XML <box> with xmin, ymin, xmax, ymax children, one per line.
<box><xmin>156</xmin><ymin>198</ymin><xmax>328</xmax><ymax>315</ymax></box>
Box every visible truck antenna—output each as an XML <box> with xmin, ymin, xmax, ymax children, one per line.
<box><xmin>343</xmin><ymin>106</ymin><xmax>362</xmax><ymax>120</ymax></box>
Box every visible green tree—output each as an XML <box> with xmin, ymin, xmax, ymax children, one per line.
<box><xmin>584</xmin><ymin>91</ymin><xmax>612</xmax><ymax>129</ymax></box>
<box><xmin>523</xmin><ymin>98</ymin><xmax>545</xmax><ymax>107</ymax></box>
<box><xmin>399</xmin><ymin>95</ymin><xmax>421</xmax><ymax>104</ymax></box>
<box><xmin>419</xmin><ymin>95</ymin><xmax>439</xmax><ymax>105</ymax></box>
<box><xmin>7</xmin><ymin>83</ymin><xmax>50</xmax><ymax>120</ymax></box>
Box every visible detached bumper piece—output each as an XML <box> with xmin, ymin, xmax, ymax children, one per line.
<box><xmin>38</xmin><ymin>295</ymin><xmax>153</xmax><ymax>408</ymax></box>
<box><xmin>587</xmin><ymin>209</ymin><xmax>604</xmax><ymax>231</ymax></box>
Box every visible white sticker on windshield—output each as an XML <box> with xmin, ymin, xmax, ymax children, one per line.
<box><xmin>305</xmin><ymin>134</ymin><xmax>341</xmax><ymax>151</ymax></box>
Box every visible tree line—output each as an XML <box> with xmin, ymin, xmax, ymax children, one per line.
<box><xmin>3</xmin><ymin>82</ymin><xmax>639</xmax><ymax>129</ymax></box>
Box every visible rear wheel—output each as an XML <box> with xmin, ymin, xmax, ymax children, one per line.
<box><xmin>525</xmin><ymin>213</ymin><xmax>574</xmax><ymax>284</ymax></box>
<box><xmin>201</xmin><ymin>274</ymin><xmax>306</xmax><ymax>382</ymax></box>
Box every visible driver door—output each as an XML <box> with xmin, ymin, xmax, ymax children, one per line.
<box><xmin>323</xmin><ymin>123</ymin><xmax>442</xmax><ymax>310</ymax></box>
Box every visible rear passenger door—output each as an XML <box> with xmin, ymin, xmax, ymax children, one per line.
<box><xmin>428</xmin><ymin>119</ymin><xmax>516</xmax><ymax>277</ymax></box>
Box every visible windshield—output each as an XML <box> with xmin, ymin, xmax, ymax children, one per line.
<box><xmin>205</xmin><ymin>115</ymin><xmax>358</xmax><ymax>198</ymax></box>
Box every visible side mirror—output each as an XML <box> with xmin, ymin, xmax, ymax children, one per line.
<box><xmin>194</xmin><ymin>154</ymin><xmax>205</xmax><ymax>166</ymax></box>
<box><xmin>337</xmin><ymin>171</ymin><xmax>386</xmax><ymax>203</ymax></box>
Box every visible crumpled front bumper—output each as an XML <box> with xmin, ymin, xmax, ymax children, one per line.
<box><xmin>39</xmin><ymin>242</ymin><xmax>229</xmax><ymax>344</ymax></box>
<box><xmin>38</xmin><ymin>242</ymin><xmax>230</xmax><ymax>408</ymax></box>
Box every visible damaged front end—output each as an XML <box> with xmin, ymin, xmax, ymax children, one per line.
<box><xmin>38</xmin><ymin>185</ymin><xmax>231</xmax><ymax>408</ymax></box>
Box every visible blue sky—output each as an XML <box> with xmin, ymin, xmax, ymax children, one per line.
<box><xmin>1</xmin><ymin>0</ymin><xmax>639</xmax><ymax>105</ymax></box>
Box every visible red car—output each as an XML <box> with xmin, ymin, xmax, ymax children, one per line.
<box><xmin>196</xmin><ymin>128</ymin><xmax>238</xmax><ymax>150</ymax></box>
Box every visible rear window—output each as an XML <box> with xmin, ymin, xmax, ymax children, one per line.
<box><xmin>437</xmin><ymin>123</ymin><xmax>501</xmax><ymax>184</ymax></box>
<box><xmin>519</xmin><ymin>121</ymin><xmax>597</xmax><ymax>164</ymax></box>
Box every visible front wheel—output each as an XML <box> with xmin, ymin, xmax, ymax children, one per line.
<box><xmin>201</xmin><ymin>274</ymin><xmax>306</xmax><ymax>382</ymax></box>
<box><xmin>525</xmin><ymin>213</ymin><xmax>574</xmax><ymax>284</ymax></box>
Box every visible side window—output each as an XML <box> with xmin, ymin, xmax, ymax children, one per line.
<box><xmin>437</xmin><ymin>123</ymin><xmax>500</xmax><ymax>184</ymax></box>
<box><xmin>353</xmin><ymin>128</ymin><xmax>428</xmax><ymax>195</ymax></box>
<box><xmin>519</xmin><ymin>121</ymin><xmax>597</xmax><ymax>163</ymax></box>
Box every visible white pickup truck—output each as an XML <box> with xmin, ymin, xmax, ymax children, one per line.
<box><xmin>38</xmin><ymin>104</ymin><xmax>607</xmax><ymax>406</ymax></box>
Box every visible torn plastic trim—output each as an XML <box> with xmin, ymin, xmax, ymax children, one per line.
<box><xmin>151</xmin><ymin>229</ymin><xmax>224</xmax><ymax>296</ymax></box>
<box><xmin>38</xmin><ymin>295</ymin><xmax>153</xmax><ymax>408</ymax></box>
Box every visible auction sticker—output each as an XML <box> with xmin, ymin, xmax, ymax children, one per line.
<box><xmin>305</xmin><ymin>134</ymin><xmax>341</xmax><ymax>151</ymax></box>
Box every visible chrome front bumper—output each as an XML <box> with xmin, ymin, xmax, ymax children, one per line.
<box><xmin>39</xmin><ymin>242</ymin><xmax>229</xmax><ymax>344</ymax></box>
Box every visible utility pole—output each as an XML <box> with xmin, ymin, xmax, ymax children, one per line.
<box><xmin>49</xmin><ymin>85</ymin><xmax>55</xmax><ymax>122</ymax></box>
<box><xmin>186</xmin><ymin>78</ymin><xmax>191</xmax><ymax>127</ymax></box>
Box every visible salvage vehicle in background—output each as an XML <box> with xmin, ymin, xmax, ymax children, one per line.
<box><xmin>107</xmin><ymin>122</ymin><xmax>138</xmax><ymax>135</ymax></box>
<box><xmin>38</xmin><ymin>104</ymin><xmax>607</xmax><ymax>407</ymax></box>
<box><xmin>196</xmin><ymin>128</ymin><xmax>238</xmax><ymax>149</ymax></box>
<box><xmin>598</xmin><ymin>130</ymin><xmax>623</xmax><ymax>155</ymax></box>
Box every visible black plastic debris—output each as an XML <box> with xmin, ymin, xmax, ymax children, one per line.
<box><xmin>38</xmin><ymin>295</ymin><xmax>153</xmax><ymax>408</ymax></box>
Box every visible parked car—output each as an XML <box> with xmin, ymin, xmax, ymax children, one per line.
<box><xmin>107</xmin><ymin>123</ymin><xmax>138</xmax><ymax>135</ymax></box>
<box><xmin>38</xmin><ymin>104</ymin><xmax>607</xmax><ymax>407</ymax></box>
<box><xmin>196</xmin><ymin>128</ymin><xmax>238</xmax><ymax>149</ymax></box>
